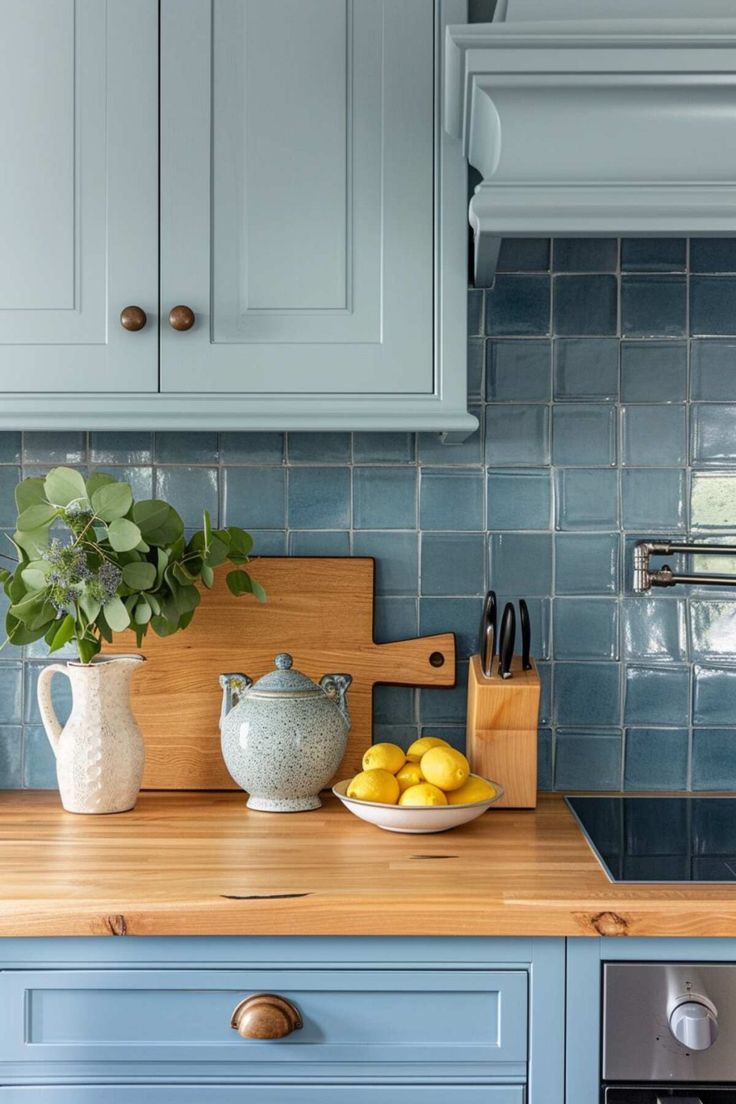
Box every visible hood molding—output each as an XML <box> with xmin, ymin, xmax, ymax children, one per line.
<box><xmin>445</xmin><ymin>8</ymin><xmax>736</xmax><ymax>285</ymax></box>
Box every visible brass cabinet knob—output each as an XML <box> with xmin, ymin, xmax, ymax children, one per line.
<box><xmin>168</xmin><ymin>305</ymin><xmax>195</xmax><ymax>331</ymax></box>
<box><xmin>231</xmin><ymin>993</ymin><xmax>303</xmax><ymax>1040</ymax></box>
<box><xmin>120</xmin><ymin>305</ymin><xmax>147</xmax><ymax>332</ymax></box>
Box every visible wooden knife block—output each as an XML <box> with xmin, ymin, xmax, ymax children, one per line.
<box><xmin>466</xmin><ymin>654</ymin><xmax>540</xmax><ymax>808</ymax></box>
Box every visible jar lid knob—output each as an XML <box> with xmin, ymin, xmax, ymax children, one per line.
<box><xmin>275</xmin><ymin>653</ymin><xmax>293</xmax><ymax>670</ymax></box>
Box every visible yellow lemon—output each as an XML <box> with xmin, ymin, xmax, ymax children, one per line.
<box><xmin>395</xmin><ymin>762</ymin><xmax>425</xmax><ymax>792</ymax></box>
<box><xmin>347</xmin><ymin>769</ymin><xmax>400</xmax><ymax>805</ymax></box>
<box><xmin>405</xmin><ymin>735</ymin><xmax>451</xmax><ymax>763</ymax></box>
<box><xmin>420</xmin><ymin>746</ymin><xmax>470</xmax><ymax>792</ymax></box>
<box><xmin>399</xmin><ymin>782</ymin><xmax>448</xmax><ymax>806</ymax></box>
<box><xmin>362</xmin><ymin>742</ymin><xmax>406</xmax><ymax>774</ymax></box>
<box><xmin>446</xmin><ymin>774</ymin><xmax>497</xmax><ymax>805</ymax></box>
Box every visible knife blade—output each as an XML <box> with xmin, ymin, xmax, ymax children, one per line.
<box><xmin>519</xmin><ymin>598</ymin><xmax>532</xmax><ymax>671</ymax></box>
<box><xmin>499</xmin><ymin>602</ymin><xmax>516</xmax><ymax>680</ymax></box>
<box><xmin>479</xmin><ymin>590</ymin><xmax>496</xmax><ymax>678</ymax></box>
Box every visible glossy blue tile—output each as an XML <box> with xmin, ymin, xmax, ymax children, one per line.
<box><xmin>289</xmin><ymin>467</ymin><xmax>351</xmax><ymax>529</ymax></box>
<box><xmin>690</xmin><ymin>600</ymin><xmax>736</xmax><ymax>662</ymax></box>
<box><xmin>621</xmin><ymin>405</ymin><xmax>687</xmax><ymax>466</ymax></box>
<box><xmin>353</xmin><ymin>467</ymin><xmax>416</xmax><ymax>530</ymax></box>
<box><xmin>691</xmin><ymin>340</ymin><xmax>736</xmax><ymax>400</ymax></box>
<box><xmin>624</xmin><ymin>728</ymin><xmax>689</xmax><ymax>791</ymax></box>
<box><xmin>693</xmin><ymin>729</ymin><xmax>736</xmax><ymax>790</ymax></box>
<box><xmin>620</xmin><ymin>238</ymin><xmax>686</xmax><ymax>273</ymax></box>
<box><xmin>691</xmin><ymin>240</ymin><xmax>736</xmax><ymax>273</ymax></box>
<box><xmin>420</xmin><ymin>532</ymin><xmax>485</xmax><ymax>595</ymax></box>
<box><xmin>555</xmin><ymin>533</ymin><xmax>619</xmax><ymax>595</ymax></box>
<box><xmin>554</xmin><ymin>599</ymin><xmax>618</xmax><ymax>660</ymax></box>
<box><xmin>420</xmin><ymin>469</ymin><xmax>483</xmax><ymax>530</ymax></box>
<box><xmin>219</xmin><ymin>432</ymin><xmax>285</xmax><ymax>464</ymax></box>
<box><xmin>623</xmin><ymin>598</ymin><xmax>687</xmax><ymax>663</ymax></box>
<box><xmin>694</xmin><ymin>664</ymin><xmax>736</xmax><ymax>725</ymax></box>
<box><xmin>154</xmin><ymin>467</ymin><xmax>218</xmax><ymax>529</ymax></box>
<box><xmin>419</xmin><ymin>663</ymin><xmax>469</xmax><ymax>724</ymax></box>
<box><xmin>288</xmin><ymin>433</ymin><xmax>351</xmax><ymax>464</ymax></box>
<box><xmin>691</xmin><ymin>471</ymin><xmax>736</xmax><ymax>530</ymax></box>
<box><xmin>484</xmin><ymin>404</ymin><xmax>550</xmax><ymax>467</ymax></box>
<box><xmin>418</xmin><ymin>725</ymin><xmax>466</xmax><ymax>754</ymax></box>
<box><xmin>0</xmin><ymin>727</ymin><xmax>22</xmax><ymax>789</ymax></box>
<box><xmin>353</xmin><ymin>531</ymin><xmax>418</xmax><ymax>597</ymax></box>
<box><xmin>0</xmin><ymin>666</ymin><xmax>22</xmax><ymax>724</ymax></box>
<box><xmin>621</xmin><ymin>276</ymin><xmax>687</xmax><ymax>337</ymax></box>
<box><xmin>556</xmin><ymin>469</ymin><xmax>619</xmax><ymax>531</ymax></box>
<box><xmin>222</xmin><ymin>466</ymin><xmax>286</xmax><ymax>529</ymax></box>
<box><xmin>553</xmin><ymin>338</ymin><xmax>619</xmax><ymax>400</ymax></box>
<box><xmin>288</xmin><ymin>531</ymin><xmax>350</xmax><ymax>556</ymax></box>
<box><xmin>156</xmin><ymin>432</ymin><xmax>218</xmax><ymax>464</ymax></box>
<box><xmin>624</xmin><ymin>665</ymin><xmax>691</xmax><ymax>725</ymax></box>
<box><xmin>374</xmin><ymin>685</ymin><xmax>415</xmax><ymax>725</ymax></box>
<box><xmin>553</xmin><ymin>238</ymin><xmax>617</xmax><ymax>273</ymax></box>
<box><xmin>537</xmin><ymin>729</ymin><xmax>553</xmax><ymax>790</ymax></box>
<box><xmin>250</xmin><ymin>531</ymin><xmax>287</xmax><ymax>555</ymax></box>
<box><xmin>374</xmin><ymin>597</ymin><xmax>418</xmax><ymax>643</ymax></box>
<box><xmin>22</xmin><ymin>432</ymin><xmax>85</xmax><ymax>465</ymax></box>
<box><xmin>554</xmin><ymin>729</ymin><xmax>623</xmax><ymax>790</ymax></box>
<box><xmin>620</xmin><ymin>341</ymin><xmax>688</xmax><ymax>403</ymax></box>
<box><xmin>487</xmin><ymin>469</ymin><xmax>551</xmax><ymax>530</ymax></box>
<box><xmin>467</xmin><ymin>288</ymin><xmax>484</xmax><ymax>336</ymax></box>
<box><xmin>485</xmin><ymin>275</ymin><xmax>551</xmax><ymax>336</ymax></box>
<box><xmin>552</xmin><ymin>405</ymin><xmax>616</xmax><ymax>466</ymax></box>
<box><xmin>489</xmin><ymin>532</ymin><xmax>553</xmax><ymax>596</ymax></box>
<box><xmin>418</xmin><ymin>406</ymin><xmax>483</xmax><ymax>466</ymax></box>
<box><xmin>486</xmin><ymin>340</ymin><xmax>551</xmax><ymax>401</ymax></box>
<box><xmin>467</xmin><ymin>340</ymin><xmax>484</xmax><ymax>400</ymax></box>
<box><xmin>23</xmin><ymin>725</ymin><xmax>58</xmax><ymax>789</ymax></box>
<box><xmin>373</xmin><ymin>725</ymin><xmax>421</xmax><ymax>752</ymax></box>
<box><xmin>494</xmin><ymin>595</ymin><xmax>551</xmax><ymax>660</ymax></box>
<box><xmin>537</xmin><ymin>661</ymin><xmax>552</xmax><ymax>724</ymax></box>
<box><xmin>497</xmin><ymin>238</ymin><xmax>550</xmax><ymax>272</ymax></box>
<box><xmin>554</xmin><ymin>663</ymin><xmax>621</xmax><ymax>725</ymax></box>
<box><xmin>94</xmin><ymin>465</ymin><xmax>153</xmax><ymax>502</ymax></box>
<box><xmin>419</xmin><ymin>597</ymin><xmax>483</xmax><ymax>660</ymax></box>
<box><xmin>692</xmin><ymin>405</ymin><xmax>736</xmax><ymax>466</ymax></box>
<box><xmin>89</xmin><ymin>433</ymin><xmax>153</xmax><ymax>465</ymax></box>
<box><xmin>353</xmin><ymin>433</ymin><xmax>414</xmax><ymax>464</ymax></box>
<box><xmin>0</xmin><ymin>434</ymin><xmax>21</xmax><ymax>465</ymax></box>
<box><xmin>0</xmin><ymin>467</ymin><xmax>21</xmax><ymax>528</ymax></box>
<box><xmin>622</xmin><ymin>469</ymin><xmax>686</xmax><ymax>530</ymax></box>
<box><xmin>691</xmin><ymin>277</ymin><xmax>736</xmax><ymax>336</ymax></box>
<box><xmin>553</xmin><ymin>276</ymin><xmax>617</xmax><ymax>336</ymax></box>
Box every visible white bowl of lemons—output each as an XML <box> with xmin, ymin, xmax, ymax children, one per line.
<box><xmin>333</xmin><ymin>737</ymin><xmax>503</xmax><ymax>833</ymax></box>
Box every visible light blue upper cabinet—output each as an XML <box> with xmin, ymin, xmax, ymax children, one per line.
<box><xmin>0</xmin><ymin>0</ymin><xmax>159</xmax><ymax>394</ymax></box>
<box><xmin>0</xmin><ymin>0</ymin><xmax>475</xmax><ymax>436</ymax></box>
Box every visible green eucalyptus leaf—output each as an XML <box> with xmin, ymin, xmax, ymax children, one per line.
<box><xmin>227</xmin><ymin>527</ymin><xmax>254</xmax><ymax>557</ymax></box>
<box><xmin>107</xmin><ymin>518</ymin><xmax>142</xmax><ymax>553</ymax></box>
<box><xmin>201</xmin><ymin>564</ymin><xmax>214</xmax><ymax>589</ymax></box>
<box><xmin>80</xmin><ymin>594</ymin><xmax>101</xmax><ymax>623</ymax></box>
<box><xmin>122</xmin><ymin>561</ymin><xmax>156</xmax><ymax>591</ymax></box>
<box><xmin>134</xmin><ymin>600</ymin><xmax>152</xmax><ymax>625</ymax></box>
<box><xmin>85</xmin><ymin>472</ymin><xmax>116</xmax><ymax>499</ymax></box>
<box><xmin>146</xmin><ymin>592</ymin><xmax>161</xmax><ymax>616</ymax></box>
<box><xmin>49</xmin><ymin>613</ymin><xmax>76</xmax><ymax>653</ymax></box>
<box><xmin>96</xmin><ymin>609</ymin><xmax>113</xmax><ymax>644</ymax></box>
<box><xmin>13</xmin><ymin>526</ymin><xmax>49</xmax><ymax>560</ymax></box>
<box><xmin>16</xmin><ymin>503</ymin><xmax>57</xmax><ymax>532</ymax></box>
<box><xmin>44</xmin><ymin>467</ymin><xmax>88</xmax><ymax>508</ymax></box>
<box><xmin>151</xmin><ymin>614</ymin><xmax>177</xmax><ymax>638</ymax></box>
<box><xmin>5</xmin><ymin>613</ymin><xmax>50</xmax><ymax>646</ymax></box>
<box><xmin>205</xmin><ymin>535</ymin><xmax>229</xmax><ymax>568</ymax></box>
<box><xmin>176</xmin><ymin>585</ymin><xmax>200</xmax><ymax>615</ymax></box>
<box><xmin>226</xmin><ymin>569</ymin><xmax>253</xmax><ymax>597</ymax></box>
<box><xmin>20</xmin><ymin>565</ymin><xmax>50</xmax><ymax>591</ymax></box>
<box><xmin>77</xmin><ymin>635</ymin><xmax>100</xmax><ymax>663</ymax></box>
<box><xmin>103</xmin><ymin>595</ymin><xmax>130</xmax><ymax>632</ymax></box>
<box><xmin>91</xmin><ymin>481</ymin><xmax>133</xmax><ymax>523</ymax></box>
<box><xmin>173</xmin><ymin>562</ymin><xmax>195</xmax><ymax>585</ymax></box>
<box><xmin>15</xmin><ymin>477</ymin><xmax>47</xmax><ymax>514</ymax></box>
<box><xmin>132</xmin><ymin>500</ymin><xmax>184</xmax><ymax>545</ymax></box>
<box><xmin>251</xmin><ymin>579</ymin><xmax>267</xmax><ymax>603</ymax></box>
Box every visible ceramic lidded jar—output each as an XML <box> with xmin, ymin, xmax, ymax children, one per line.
<box><xmin>219</xmin><ymin>653</ymin><xmax>352</xmax><ymax>812</ymax></box>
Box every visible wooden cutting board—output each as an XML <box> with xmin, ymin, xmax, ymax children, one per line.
<box><xmin>104</xmin><ymin>557</ymin><xmax>455</xmax><ymax>790</ymax></box>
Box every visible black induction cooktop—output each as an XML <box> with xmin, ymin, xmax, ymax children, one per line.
<box><xmin>566</xmin><ymin>795</ymin><xmax>736</xmax><ymax>883</ymax></box>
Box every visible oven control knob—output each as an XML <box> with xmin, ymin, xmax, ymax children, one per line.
<box><xmin>669</xmin><ymin>1000</ymin><xmax>719</xmax><ymax>1051</ymax></box>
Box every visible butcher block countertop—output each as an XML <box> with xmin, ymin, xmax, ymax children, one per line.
<box><xmin>1</xmin><ymin>790</ymin><xmax>735</xmax><ymax>939</ymax></box>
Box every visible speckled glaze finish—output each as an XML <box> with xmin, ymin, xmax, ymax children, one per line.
<box><xmin>37</xmin><ymin>655</ymin><xmax>145</xmax><ymax>815</ymax></box>
<box><xmin>219</xmin><ymin>654</ymin><xmax>352</xmax><ymax>812</ymax></box>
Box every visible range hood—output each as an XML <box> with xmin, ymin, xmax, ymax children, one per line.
<box><xmin>445</xmin><ymin>0</ymin><xmax>736</xmax><ymax>285</ymax></box>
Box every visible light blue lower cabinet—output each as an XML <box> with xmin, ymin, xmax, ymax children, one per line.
<box><xmin>0</xmin><ymin>1090</ymin><xmax>525</xmax><ymax>1103</ymax></box>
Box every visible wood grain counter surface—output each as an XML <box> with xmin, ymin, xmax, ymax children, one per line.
<box><xmin>1</xmin><ymin>790</ymin><xmax>735</xmax><ymax>938</ymax></box>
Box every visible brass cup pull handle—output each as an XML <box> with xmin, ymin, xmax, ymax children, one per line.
<box><xmin>120</xmin><ymin>305</ymin><xmax>147</xmax><ymax>332</ymax></box>
<box><xmin>168</xmin><ymin>304</ymin><xmax>195</xmax><ymax>331</ymax></box>
<box><xmin>231</xmin><ymin>993</ymin><xmax>303</xmax><ymax>1040</ymax></box>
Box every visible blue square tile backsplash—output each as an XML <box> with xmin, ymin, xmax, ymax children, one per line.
<box><xmin>5</xmin><ymin>237</ymin><xmax>736</xmax><ymax>793</ymax></box>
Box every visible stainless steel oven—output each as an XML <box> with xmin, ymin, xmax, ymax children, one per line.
<box><xmin>603</xmin><ymin>964</ymin><xmax>736</xmax><ymax>1103</ymax></box>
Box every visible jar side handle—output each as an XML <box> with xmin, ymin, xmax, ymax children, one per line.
<box><xmin>320</xmin><ymin>673</ymin><xmax>352</xmax><ymax>730</ymax></box>
<box><xmin>218</xmin><ymin>673</ymin><xmax>253</xmax><ymax>732</ymax></box>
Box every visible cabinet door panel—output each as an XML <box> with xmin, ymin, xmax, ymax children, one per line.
<box><xmin>0</xmin><ymin>1090</ymin><xmax>525</xmax><ymax>1103</ymax></box>
<box><xmin>161</xmin><ymin>0</ymin><xmax>434</xmax><ymax>395</ymax></box>
<box><xmin>0</xmin><ymin>0</ymin><xmax>158</xmax><ymax>391</ymax></box>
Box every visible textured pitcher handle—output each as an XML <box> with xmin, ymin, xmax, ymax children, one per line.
<box><xmin>37</xmin><ymin>664</ymin><xmax>69</xmax><ymax>757</ymax></box>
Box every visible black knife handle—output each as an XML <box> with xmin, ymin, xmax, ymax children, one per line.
<box><xmin>499</xmin><ymin>602</ymin><xmax>516</xmax><ymax>680</ymax></box>
<box><xmin>519</xmin><ymin>598</ymin><xmax>532</xmax><ymax>671</ymax></box>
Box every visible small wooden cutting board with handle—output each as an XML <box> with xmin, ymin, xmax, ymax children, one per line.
<box><xmin>104</xmin><ymin>557</ymin><xmax>455</xmax><ymax>790</ymax></box>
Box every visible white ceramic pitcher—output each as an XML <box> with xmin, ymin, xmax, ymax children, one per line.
<box><xmin>37</xmin><ymin>655</ymin><xmax>145</xmax><ymax>815</ymax></box>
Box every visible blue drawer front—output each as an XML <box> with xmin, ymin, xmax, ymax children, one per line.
<box><xmin>0</xmin><ymin>968</ymin><xmax>527</xmax><ymax>1078</ymax></box>
<box><xmin>0</xmin><ymin>1090</ymin><xmax>524</xmax><ymax>1104</ymax></box>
